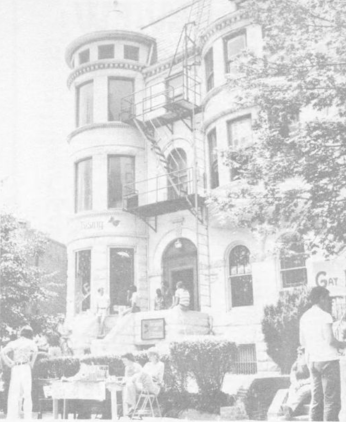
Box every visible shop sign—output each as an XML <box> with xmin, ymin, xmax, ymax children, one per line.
<box><xmin>310</xmin><ymin>260</ymin><xmax>346</xmax><ymax>296</ymax></box>
<box><xmin>141</xmin><ymin>318</ymin><xmax>165</xmax><ymax>341</ymax></box>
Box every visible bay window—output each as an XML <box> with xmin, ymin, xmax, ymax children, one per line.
<box><xmin>108</xmin><ymin>155</ymin><xmax>135</xmax><ymax>208</ymax></box>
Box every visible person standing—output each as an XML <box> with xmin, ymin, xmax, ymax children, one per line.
<box><xmin>1</xmin><ymin>326</ymin><xmax>38</xmax><ymax>420</ymax></box>
<box><xmin>172</xmin><ymin>281</ymin><xmax>190</xmax><ymax>311</ymax></box>
<box><xmin>154</xmin><ymin>288</ymin><xmax>166</xmax><ymax>310</ymax></box>
<box><xmin>300</xmin><ymin>286</ymin><xmax>346</xmax><ymax>421</ymax></box>
<box><xmin>96</xmin><ymin>287</ymin><xmax>110</xmax><ymax>337</ymax></box>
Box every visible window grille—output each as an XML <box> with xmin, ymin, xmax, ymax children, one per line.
<box><xmin>233</xmin><ymin>344</ymin><xmax>257</xmax><ymax>374</ymax></box>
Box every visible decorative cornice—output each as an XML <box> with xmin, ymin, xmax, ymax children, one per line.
<box><xmin>67</xmin><ymin>122</ymin><xmax>131</xmax><ymax>143</ymax></box>
<box><xmin>199</xmin><ymin>10</ymin><xmax>250</xmax><ymax>51</ymax></box>
<box><xmin>67</xmin><ymin>60</ymin><xmax>146</xmax><ymax>87</ymax></box>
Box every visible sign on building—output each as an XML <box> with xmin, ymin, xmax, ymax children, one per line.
<box><xmin>141</xmin><ymin>318</ymin><xmax>165</xmax><ymax>341</ymax></box>
<box><xmin>309</xmin><ymin>260</ymin><xmax>346</xmax><ymax>297</ymax></box>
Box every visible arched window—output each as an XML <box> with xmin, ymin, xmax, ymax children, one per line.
<box><xmin>229</xmin><ymin>245</ymin><xmax>253</xmax><ymax>307</ymax></box>
<box><xmin>279</xmin><ymin>233</ymin><xmax>307</xmax><ymax>288</ymax></box>
<box><xmin>167</xmin><ymin>148</ymin><xmax>188</xmax><ymax>200</ymax></box>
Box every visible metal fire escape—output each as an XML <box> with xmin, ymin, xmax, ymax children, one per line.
<box><xmin>121</xmin><ymin>0</ymin><xmax>212</xmax><ymax>308</ymax></box>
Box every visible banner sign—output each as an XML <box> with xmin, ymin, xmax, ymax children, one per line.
<box><xmin>310</xmin><ymin>260</ymin><xmax>346</xmax><ymax>296</ymax></box>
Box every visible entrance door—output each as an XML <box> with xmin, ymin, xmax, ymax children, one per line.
<box><xmin>162</xmin><ymin>238</ymin><xmax>199</xmax><ymax>310</ymax></box>
<box><xmin>170</xmin><ymin>268</ymin><xmax>195</xmax><ymax>310</ymax></box>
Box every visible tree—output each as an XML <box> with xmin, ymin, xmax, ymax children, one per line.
<box><xmin>0</xmin><ymin>213</ymin><xmax>54</xmax><ymax>343</ymax></box>
<box><xmin>214</xmin><ymin>0</ymin><xmax>346</xmax><ymax>254</ymax></box>
<box><xmin>261</xmin><ymin>287</ymin><xmax>310</xmax><ymax>373</ymax></box>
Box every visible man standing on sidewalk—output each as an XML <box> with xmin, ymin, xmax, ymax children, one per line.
<box><xmin>1</xmin><ymin>326</ymin><xmax>38</xmax><ymax>419</ymax></box>
<box><xmin>300</xmin><ymin>286</ymin><xmax>346</xmax><ymax>421</ymax></box>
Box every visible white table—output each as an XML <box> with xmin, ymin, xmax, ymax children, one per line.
<box><xmin>51</xmin><ymin>379</ymin><xmax>126</xmax><ymax>420</ymax></box>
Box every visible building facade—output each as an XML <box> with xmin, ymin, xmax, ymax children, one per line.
<box><xmin>64</xmin><ymin>0</ymin><xmax>346</xmax><ymax>373</ymax></box>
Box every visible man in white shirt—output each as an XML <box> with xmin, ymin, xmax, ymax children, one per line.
<box><xmin>1</xmin><ymin>326</ymin><xmax>38</xmax><ymax>420</ymax></box>
<box><xmin>172</xmin><ymin>281</ymin><xmax>190</xmax><ymax>311</ymax></box>
<box><xmin>300</xmin><ymin>286</ymin><xmax>346</xmax><ymax>421</ymax></box>
<box><xmin>96</xmin><ymin>287</ymin><xmax>110</xmax><ymax>337</ymax></box>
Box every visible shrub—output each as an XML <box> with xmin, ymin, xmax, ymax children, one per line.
<box><xmin>169</xmin><ymin>337</ymin><xmax>237</xmax><ymax>394</ymax></box>
<box><xmin>261</xmin><ymin>287</ymin><xmax>310</xmax><ymax>373</ymax></box>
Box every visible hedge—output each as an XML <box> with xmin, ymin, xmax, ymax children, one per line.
<box><xmin>27</xmin><ymin>338</ymin><xmax>237</xmax><ymax>416</ymax></box>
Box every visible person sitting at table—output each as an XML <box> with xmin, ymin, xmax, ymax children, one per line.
<box><xmin>122</xmin><ymin>349</ymin><xmax>164</xmax><ymax>416</ymax></box>
<box><xmin>121</xmin><ymin>353</ymin><xmax>142</xmax><ymax>415</ymax></box>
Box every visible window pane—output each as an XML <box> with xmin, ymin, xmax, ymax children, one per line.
<box><xmin>98</xmin><ymin>44</ymin><xmax>114</xmax><ymax>60</ymax></box>
<box><xmin>79</xmin><ymin>49</ymin><xmax>90</xmax><ymax>65</ymax></box>
<box><xmin>229</xmin><ymin>245</ymin><xmax>253</xmax><ymax>307</ymax></box>
<box><xmin>108</xmin><ymin>156</ymin><xmax>135</xmax><ymax>208</ymax></box>
<box><xmin>124</xmin><ymin>45</ymin><xmax>139</xmax><ymax>61</ymax></box>
<box><xmin>208</xmin><ymin>129</ymin><xmax>219</xmax><ymax>189</ymax></box>
<box><xmin>228</xmin><ymin>116</ymin><xmax>252</xmax><ymax>149</ymax></box>
<box><xmin>280</xmin><ymin>233</ymin><xmax>307</xmax><ymax>288</ymax></box>
<box><xmin>75</xmin><ymin>250</ymin><xmax>91</xmax><ymax>313</ymax></box>
<box><xmin>77</xmin><ymin>82</ymin><xmax>93</xmax><ymax>126</ymax></box>
<box><xmin>205</xmin><ymin>48</ymin><xmax>214</xmax><ymax>92</ymax></box>
<box><xmin>227</xmin><ymin>34</ymin><xmax>246</xmax><ymax>59</ymax></box>
<box><xmin>109</xmin><ymin>248</ymin><xmax>134</xmax><ymax>310</ymax></box>
<box><xmin>108</xmin><ymin>78</ymin><xmax>134</xmax><ymax>121</ymax></box>
<box><xmin>75</xmin><ymin>158</ymin><xmax>92</xmax><ymax>212</ymax></box>
<box><xmin>166</xmin><ymin>73</ymin><xmax>184</xmax><ymax>101</ymax></box>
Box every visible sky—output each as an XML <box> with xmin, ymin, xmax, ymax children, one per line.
<box><xmin>0</xmin><ymin>0</ymin><xmax>190</xmax><ymax>243</ymax></box>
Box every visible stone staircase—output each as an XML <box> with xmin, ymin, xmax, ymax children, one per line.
<box><xmin>91</xmin><ymin>308</ymin><xmax>212</xmax><ymax>355</ymax></box>
<box><xmin>267</xmin><ymin>389</ymin><xmax>309</xmax><ymax>421</ymax></box>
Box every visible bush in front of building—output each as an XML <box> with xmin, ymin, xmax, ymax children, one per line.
<box><xmin>169</xmin><ymin>337</ymin><xmax>237</xmax><ymax>393</ymax></box>
<box><xmin>261</xmin><ymin>287</ymin><xmax>310</xmax><ymax>373</ymax></box>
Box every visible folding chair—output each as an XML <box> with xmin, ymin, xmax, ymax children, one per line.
<box><xmin>131</xmin><ymin>390</ymin><xmax>162</xmax><ymax>419</ymax></box>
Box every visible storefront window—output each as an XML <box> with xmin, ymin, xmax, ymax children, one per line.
<box><xmin>109</xmin><ymin>248</ymin><xmax>134</xmax><ymax>312</ymax></box>
<box><xmin>75</xmin><ymin>250</ymin><xmax>91</xmax><ymax>313</ymax></box>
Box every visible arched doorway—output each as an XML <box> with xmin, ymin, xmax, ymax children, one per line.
<box><xmin>162</xmin><ymin>238</ymin><xmax>198</xmax><ymax>310</ymax></box>
<box><xmin>167</xmin><ymin>148</ymin><xmax>188</xmax><ymax>200</ymax></box>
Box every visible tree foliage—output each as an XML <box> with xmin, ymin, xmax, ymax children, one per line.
<box><xmin>261</xmin><ymin>287</ymin><xmax>310</xmax><ymax>373</ymax></box>
<box><xmin>0</xmin><ymin>213</ymin><xmax>54</xmax><ymax>342</ymax></box>
<box><xmin>215</xmin><ymin>0</ymin><xmax>346</xmax><ymax>254</ymax></box>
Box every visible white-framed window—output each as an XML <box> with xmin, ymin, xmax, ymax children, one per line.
<box><xmin>208</xmin><ymin>128</ymin><xmax>219</xmax><ymax>189</ymax></box>
<box><xmin>108</xmin><ymin>155</ymin><xmax>135</xmax><ymax>208</ymax></box>
<box><xmin>204</xmin><ymin>48</ymin><xmax>214</xmax><ymax>92</ymax></box>
<box><xmin>76</xmin><ymin>81</ymin><xmax>93</xmax><ymax>127</ymax></box>
<box><xmin>227</xmin><ymin>115</ymin><xmax>252</xmax><ymax>180</ymax></box>
<box><xmin>224</xmin><ymin>32</ymin><xmax>246</xmax><ymax>73</ymax></box>
<box><xmin>98</xmin><ymin>44</ymin><xmax>114</xmax><ymax>60</ymax></box>
<box><xmin>109</xmin><ymin>248</ymin><xmax>134</xmax><ymax>312</ymax></box>
<box><xmin>229</xmin><ymin>245</ymin><xmax>253</xmax><ymax>307</ymax></box>
<box><xmin>124</xmin><ymin>45</ymin><xmax>139</xmax><ymax>61</ymax></box>
<box><xmin>108</xmin><ymin>77</ymin><xmax>134</xmax><ymax>121</ymax></box>
<box><xmin>75</xmin><ymin>249</ymin><xmax>91</xmax><ymax>313</ymax></box>
<box><xmin>75</xmin><ymin>158</ymin><xmax>92</xmax><ymax>212</ymax></box>
<box><xmin>279</xmin><ymin>233</ymin><xmax>307</xmax><ymax>288</ymax></box>
<box><xmin>79</xmin><ymin>49</ymin><xmax>90</xmax><ymax>65</ymax></box>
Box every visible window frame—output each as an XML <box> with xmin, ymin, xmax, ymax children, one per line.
<box><xmin>79</xmin><ymin>49</ymin><xmax>90</xmax><ymax>65</ymax></box>
<box><xmin>279</xmin><ymin>233</ymin><xmax>307</xmax><ymax>289</ymax></box>
<box><xmin>207</xmin><ymin>128</ymin><xmax>219</xmax><ymax>189</ymax></box>
<box><xmin>223</xmin><ymin>31</ymin><xmax>247</xmax><ymax>73</ymax></box>
<box><xmin>229</xmin><ymin>244</ymin><xmax>254</xmax><ymax>308</ymax></box>
<box><xmin>75</xmin><ymin>249</ymin><xmax>92</xmax><ymax>314</ymax></box>
<box><xmin>98</xmin><ymin>44</ymin><xmax>115</xmax><ymax>60</ymax></box>
<box><xmin>108</xmin><ymin>155</ymin><xmax>135</xmax><ymax>209</ymax></box>
<box><xmin>227</xmin><ymin>115</ymin><xmax>252</xmax><ymax>181</ymax></box>
<box><xmin>108</xmin><ymin>77</ymin><xmax>135</xmax><ymax>122</ymax></box>
<box><xmin>75</xmin><ymin>157</ymin><xmax>93</xmax><ymax>213</ymax></box>
<box><xmin>76</xmin><ymin>80</ymin><xmax>94</xmax><ymax>127</ymax></box>
<box><xmin>124</xmin><ymin>45</ymin><xmax>140</xmax><ymax>61</ymax></box>
<box><xmin>204</xmin><ymin>48</ymin><xmax>214</xmax><ymax>92</ymax></box>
